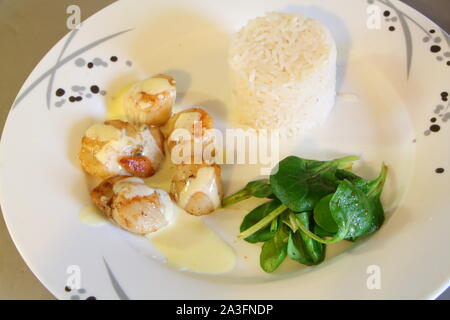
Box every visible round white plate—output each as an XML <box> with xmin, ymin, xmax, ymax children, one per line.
<box><xmin>1</xmin><ymin>0</ymin><xmax>449</xmax><ymax>299</ymax></box>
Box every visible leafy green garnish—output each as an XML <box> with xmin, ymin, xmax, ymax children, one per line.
<box><xmin>260</xmin><ymin>225</ymin><xmax>289</xmax><ymax>273</ymax></box>
<box><xmin>238</xmin><ymin>203</ymin><xmax>287</xmax><ymax>240</ymax></box>
<box><xmin>313</xmin><ymin>225</ymin><xmax>336</xmax><ymax>238</ymax></box>
<box><xmin>313</xmin><ymin>164</ymin><xmax>388</xmax><ymax>240</ymax></box>
<box><xmin>313</xmin><ymin>194</ymin><xmax>338</xmax><ymax>233</ymax></box>
<box><xmin>239</xmin><ymin>200</ymin><xmax>282</xmax><ymax>243</ymax></box>
<box><xmin>288</xmin><ymin>212</ymin><xmax>325</xmax><ymax>265</ymax></box>
<box><xmin>363</xmin><ymin>164</ymin><xmax>388</xmax><ymax>228</ymax></box>
<box><xmin>270</xmin><ymin>156</ymin><xmax>359</xmax><ymax>212</ymax></box>
<box><xmin>287</xmin><ymin>231</ymin><xmax>314</xmax><ymax>265</ymax></box>
<box><xmin>231</xmin><ymin>155</ymin><xmax>388</xmax><ymax>273</ymax></box>
<box><xmin>222</xmin><ymin>179</ymin><xmax>272</xmax><ymax>207</ymax></box>
<box><xmin>295</xmin><ymin>177</ymin><xmax>386</xmax><ymax>244</ymax></box>
<box><xmin>330</xmin><ymin>179</ymin><xmax>377</xmax><ymax>241</ymax></box>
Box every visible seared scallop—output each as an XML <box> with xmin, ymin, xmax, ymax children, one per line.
<box><xmin>91</xmin><ymin>176</ymin><xmax>175</xmax><ymax>234</ymax></box>
<box><xmin>171</xmin><ymin>163</ymin><xmax>223</xmax><ymax>216</ymax></box>
<box><xmin>79</xmin><ymin>120</ymin><xmax>164</xmax><ymax>178</ymax></box>
<box><xmin>124</xmin><ymin>74</ymin><xmax>176</xmax><ymax>126</ymax></box>
<box><xmin>163</xmin><ymin>107</ymin><xmax>217</xmax><ymax>164</ymax></box>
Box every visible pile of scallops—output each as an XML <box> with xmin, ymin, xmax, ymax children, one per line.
<box><xmin>79</xmin><ymin>74</ymin><xmax>223</xmax><ymax>235</ymax></box>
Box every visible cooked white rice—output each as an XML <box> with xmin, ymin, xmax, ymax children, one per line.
<box><xmin>229</xmin><ymin>12</ymin><xmax>337</xmax><ymax>136</ymax></box>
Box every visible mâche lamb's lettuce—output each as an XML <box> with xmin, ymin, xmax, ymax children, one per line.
<box><xmin>239</xmin><ymin>200</ymin><xmax>282</xmax><ymax>243</ymax></box>
<box><xmin>222</xmin><ymin>179</ymin><xmax>272</xmax><ymax>207</ymax></box>
<box><xmin>260</xmin><ymin>224</ymin><xmax>289</xmax><ymax>273</ymax></box>
<box><xmin>313</xmin><ymin>164</ymin><xmax>388</xmax><ymax>240</ymax></box>
<box><xmin>313</xmin><ymin>194</ymin><xmax>337</xmax><ymax>234</ymax></box>
<box><xmin>227</xmin><ymin>155</ymin><xmax>388</xmax><ymax>273</ymax></box>
<box><xmin>287</xmin><ymin>212</ymin><xmax>325</xmax><ymax>265</ymax></box>
<box><xmin>270</xmin><ymin>156</ymin><xmax>359</xmax><ymax>212</ymax></box>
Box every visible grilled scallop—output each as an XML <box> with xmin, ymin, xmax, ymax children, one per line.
<box><xmin>79</xmin><ymin>120</ymin><xmax>164</xmax><ymax>178</ymax></box>
<box><xmin>91</xmin><ymin>176</ymin><xmax>175</xmax><ymax>234</ymax></box>
<box><xmin>124</xmin><ymin>74</ymin><xmax>176</xmax><ymax>126</ymax></box>
<box><xmin>170</xmin><ymin>163</ymin><xmax>223</xmax><ymax>216</ymax></box>
<box><xmin>163</xmin><ymin>107</ymin><xmax>217</xmax><ymax>164</ymax></box>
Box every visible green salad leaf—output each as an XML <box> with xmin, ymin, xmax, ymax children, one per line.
<box><xmin>238</xmin><ymin>203</ymin><xmax>287</xmax><ymax>240</ymax></box>
<box><xmin>291</xmin><ymin>212</ymin><xmax>325</xmax><ymax>264</ymax></box>
<box><xmin>313</xmin><ymin>194</ymin><xmax>338</xmax><ymax>233</ymax></box>
<box><xmin>329</xmin><ymin>179</ymin><xmax>377</xmax><ymax>241</ymax></box>
<box><xmin>270</xmin><ymin>156</ymin><xmax>359</xmax><ymax>212</ymax></box>
<box><xmin>222</xmin><ymin>179</ymin><xmax>272</xmax><ymax>207</ymax></box>
<box><xmin>314</xmin><ymin>225</ymin><xmax>336</xmax><ymax>238</ymax></box>
<box><xmin>287</xmin><ymin>231</ymin><xmax>314</xmax><ymax>266</ymax></box>
<box><xmin>230</xmin><ymin>155</ymin><xmax>388</xmax><ymax>273</ymax></box>
<box><xmin>314</xmin><ymin>164</ymin><xmax>388</xmax><ymax>239</ymax></box>
<box><xmin>260</xmin><ymin>224</ymin><xmax>289</xmax><ymax>273</ymax></box>
<box><xmin>363</xmin><ymin>164</ymin><xmax>388</xmax><ymax>228</ymax></box>
<box><xmin>295</xmin><ymin>178</ymin><xmax>385</xmax><ymax>244</ymax></box>
<box><xmin>240</xmin><ymin>200</ymin><xmax>282</xmax><ymax>243</ymax></box>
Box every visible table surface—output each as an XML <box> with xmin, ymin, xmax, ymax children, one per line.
<box><xmin>0</xmin><ymin>0</ymin><xmax>449</xmax><ymax>300</ymax></box>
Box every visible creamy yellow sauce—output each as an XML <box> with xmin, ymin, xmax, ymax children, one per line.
<box><xmin>79</xmin><ymin>205</ymin><xmax>108</xmax><ymax>226</ymax></box>
<box><xmin>85</xmin><ymin>123</ymin><xmax>121</xmax><ymax>141</ymax></box>
<box><xmin>141</xmin><ymin>143</ymin><xmax>175</xmax><ymax>191</ymax></box>
<box><xmin>106</xmin><ymin>83</ymin><xmax>134</xmax><ymax>120</ymax></box>
<box><xmin>89</xmin><ymin>82</ymin><xmax>234</xmax><ymax>275</ymax></box>
<box><xmin>140</xmin><ymin>77</ymin><xmax>173</xmax><ymax>95</ymax></box>
<box><xmin>146</xmin><ymin>208</ymin><xmax>236</xmax><ymax>274</ymax></box>
<box><xmin>113</xmin><ymin>177</ymin><xmax>155</xmax><ymax>198</ymax></box>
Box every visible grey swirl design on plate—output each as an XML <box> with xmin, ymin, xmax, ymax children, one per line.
<box><xmin>46</xmin><ymin>29</ymin><xmax>79</xmax><ymax>109</ymax></box>
<box><xmin>369</xmin><ymin>0</ymin><xmax>450</xmax><ymax>78</ymax></box>
<box><xmin>424</xmin><ymin>91</ymin><xmax>449</xmax><ymax>136</ymax></box>
<box><xmin>53</xmin><ymin>55</ymin><xmax>132</xmax><ymax>107</ymax></box>
<box><xmin>103</xmin><ymin>257</ymin><xmax>130</xmax><ymax>300</ymax></box>
<box><xmin>12</xmin><ymin>28</ymin><xmax>133</xmax><ymax>109</ymax></box>
<box><xmin>64</xmin><ymin>285</ymin><xmax>96</xmax><ymax>300</ymax></box>
<box><xmin>54</xmin><ymin>82</ymin><xmax>112</xmax><ymax>106</ymax></box>
<box><xmin>16</xmin><ymin>25</ymin><xmax>134</xmax><ymax>300</ymax></box>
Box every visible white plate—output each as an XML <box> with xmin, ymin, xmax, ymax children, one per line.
<box><xmin>1</xmin><ymin>0</ymin><xmax>449</xmax><ymax>299</ymax></box>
